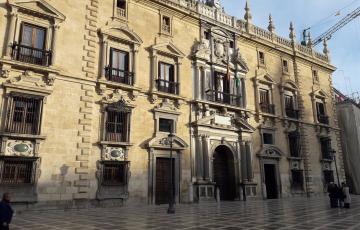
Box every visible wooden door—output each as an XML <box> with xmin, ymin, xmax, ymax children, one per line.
<box><xmin>155</xmin><ymin>158</ymin><xmax>175</xmax><ymax>205</ymax></box>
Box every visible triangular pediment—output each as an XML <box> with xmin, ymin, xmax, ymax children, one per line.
<box><xmin>9</xmin><ymin>0</ymin><xmax>65</xmax><ymax>21</ymax></box>
<box><xmin>147</xmin><ymin>134</ymin><xmax>188</xmax><ymax>150</ymax></box>
<box><xmin>312</xmin><ymin>88</ymin><xmax>329</xmax><ymax>99</ymax></box>
<box><xmin>152</xmin><ymin>41</ymin><xmax>185</xmax><ymax>58</ymax></box>
<box><xmin>101</xmin><ymin>25</ymin><xmax>143</xmax><ymax>45</ymax></box>
<box><xmin>235</xmin><ymin>118</ymin><xmax>256</xmax><ymax>133</ymax></box>
<box><xmin>282</xmin><ymin>80</ymin><xmax>298</xmax><ymax>91</ymax></box>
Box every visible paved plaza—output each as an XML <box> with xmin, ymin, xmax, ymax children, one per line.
<box><xmin>10</xmin><ymin>196</ymin><xmax>360</xmax><ymax>230</ymax></box>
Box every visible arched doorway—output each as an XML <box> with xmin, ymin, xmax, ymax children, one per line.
<box><xmin>213</xmin><ymin>145</ymin><xmax>236</xmax><ymax>200</ymax></box>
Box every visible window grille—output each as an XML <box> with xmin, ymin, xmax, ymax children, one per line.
<box><xmin>291</xmin><ymin>170</ymin><xmax>304</xmax><ymax>190</ymax></box>
<box><xmin>102</xmin><ymin>161</ymin><xmax>128</xmax><ymax>186</ymax></box>
<box><xmin>0</xmin><ymin>158</ymin><xmax>35</xmax><ymax>185</ymax></box>
<box><xmin>105</xmin><ymin>109</ymin><xmax>130</xmax><ymax>142</ymax></box>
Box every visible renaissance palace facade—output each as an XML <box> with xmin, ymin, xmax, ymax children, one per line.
<box><xmin>0</xmin><ymin>0</ymin><xmax>345</xmax><ymax>208</ymax></box>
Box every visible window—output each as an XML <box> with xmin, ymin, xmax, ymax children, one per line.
<box><xmin>204</xmin><ymin>31</ymin><xmax>210</xmax><ymax>40</ymax></box>
<box><xmin>285</xmin><ymin>95</ymin><xmax>298</xmax><ymax>119</ymax></box>
<box><xmin>106</xmin><ymin>48</ymin><xmax>132</xmax><ymax>85</ymax></box>
<box><xmin>316</xmin><ymin>102</ymin><xmax>328</xmax><ymax>124</ymax></box>
<box><xmin>12</xmin><ymin>23</ymin><xmax>51</xmax><ymax>66</ymax></box>
<box><xmin>105</xmin><ymin>108</ymin><xmax>130</xmax><ymax>142</ymax></box>
<box><xmin>102</xmin><ymin>161</ymin><xmax>128</xmax><ymax>186</ymax></box>
<box><xmin>116</xmin><ymin>0</ymin><xmax>126</xmax><ymax>17</ymax></box>
<box><xmin>0</xmin><ymin>158</ymin><xmax>34</xmax><ymax>185</ymax></box>
<box><xmin>288</xmin><ymin>132</ymin><xmax>300</xmax><ymax>157</ymax></box>
<box><xmin>229</xmin><ymin>41</ymin><xmax>234</xmax><ymax>49</ymax></box>
<box><xmin>259</xmin><ymin>89</ymin><xmax>274</xmax><ymax>114</ymax></box>
<box><xmin>258</xmin><ymin>51</ymin><xmax>265</xmax><ymax>65</ymax></box>
<box><xmin>263</xmin><ymin>133</ymin><xmax>273</xmax><ymax>145</ymax></box>
<box><xmin>320</xmin><ymin>138</ymin><xmax>332</xmax><ymax>160</ymax></box>
<box><xmin>157</xmin><ymin>62</ymin><xmax>177</xmax><ymax>94</ymax></box>
<box><xmin>159</xmin><ymin>118</ymin><xmax>174</xmax><ymax>133</ymax></box>
<box><xmin>324</xmin><ymin>170</ymin><xmax>334</xmax><ymax>185</ymax></box>
<box><xmin>313</xmin><ymin>70</ymin><xmax>319</xmax><ymax>82</ymax></box>
<box><xmin>162</xmin><ymin>16</ymin><xmax>171</xmax><ymax>34</ymax></box>
<box><xmin>6</xmin><ymin>96</ymin><xmax>42</xmax><ymax>135</ymax></box>
<box><xmin>291</xmin><ymin>170</ymin><xmax>304</xmax><ymax>190</ymax></box>
<box><xmin>282</xmin><ymin>60</ymin><xmax>289</xmax><ymax>73</ymax></box>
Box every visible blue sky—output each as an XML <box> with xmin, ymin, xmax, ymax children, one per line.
<box><xmin>221</xmin><ymin>0</ymin><xmax>360</xmax><ymax>95</ymax></box>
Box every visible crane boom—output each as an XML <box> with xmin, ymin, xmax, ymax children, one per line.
<box><xmin>311</xmin><ymin>6</ymin><xmax>360</xmax><ymax>46</ymax></box>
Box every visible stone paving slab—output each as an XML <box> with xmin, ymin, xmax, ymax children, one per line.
<box><xmin>9</xmin><ymin>196</ymin><xmax>360</xmax><ymax>230</ymax></box>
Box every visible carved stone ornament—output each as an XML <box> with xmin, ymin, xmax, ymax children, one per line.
<box><xmin>104</xmin><ymin>146</ymin><xmax>126</xmax><ymax>161</ymax></box>
<box><xmin>155</xmin><ymin>98</ymin><xmax>177</xmax><ymax>111</ymax></box>
<box><xmin>291</xmin><ymin>161</ymin><xmax>300</xmax><ymax>170</ymax></box>
<box><xmin>0</xmin><ymin>65</ymin><xmax>11</xmax><ymax>78</ymax></box>
<box><xmin>5</xmin><ymin>140</ymin><xmax>34</xmax><ymax>157</ymax></box>
<box><xmin>6</xmin><ymin>70</ymin><xmax>55</xmax><ymax>87</ymax></box>
<box><xmin>102</xmin><ymin>89</ymin><xmax>131</xmax><ymax>105</ymax></box>
<box><xmin>214</xmin><ymin>39</ymin><xmax>225</xmax><ymax>59</ymax></box>
<box><xmin>323</xmin><ymin>162</ymin><xmax>331</xmax><ymax>170</ymax></box>
<box><xmin>193</xmin><ymin>39</ymin><xmax>210</xmax><ymax>60</ymax></box>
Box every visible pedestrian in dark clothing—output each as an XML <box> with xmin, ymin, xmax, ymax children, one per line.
<box><xmin>338</xmin><ymin>183</ymin><xmax>346</xmax><ymax>208</ymax></box>
<box><xmin>327</xmin><ymin>182</ymin><xmax>338</xmax><ymax>208</ymax></box>
<box><xmin>0</xmin><ymin>193</ymin><xmax>14</xmax><ymax>230</ymax></box>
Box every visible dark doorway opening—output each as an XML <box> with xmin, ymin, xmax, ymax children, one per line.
<box><xmin>264</xmin><ymin>164</ymin><xmax>278</xmax><ymax>199</ymax></box>
<box><xmin>155</xmin><ymin>157</ymin><xmax>175</xmax><ymax>205</ymax></box>
<box><xmin>213</xmin><ymin>145</ymin><xmax>236</xmax><ymax>200</ymax></box>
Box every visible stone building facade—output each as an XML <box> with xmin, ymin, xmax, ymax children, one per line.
<box><xmin>0</xmin><ymin>0</ymin><xmax>344</xmax><ymax>208</ymax></box>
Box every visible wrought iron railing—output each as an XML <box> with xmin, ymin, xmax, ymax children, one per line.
<box><xmin>286</xmin><ymin>108</ymin><xmax>300</xmax><ymax>119</ymax></box>
<box><xmin>0</xmin><ymin>158</ymin><xmax>34</xmax><ymax>185</ymax></box>
<box><xmin>11</xmin><ymin>42</ymin><xmax>52</xmax><ymax>66</ymax></box>
<box><xmin>156</xmin><ymin>79</ymin><xmax>179</xmax><ymax>95</ymax></box>
<box><xmin>318</xmin><ymin>114</ymin><xmax>329</xmax><ymax>125</ymax></box>
<box><xmin>105</xmin><ymin>66</ymin><xmax>134</xmax><ymax>85</ymax></box>
<box><xmin>260</xmin><ymin>103</ymin><xmax>275</xmax><ymax>114</ymax></box>
<box><xmin>206</xmin><ymin>89</ymin><xmax>241</xmax><ymax>106</ymax></box>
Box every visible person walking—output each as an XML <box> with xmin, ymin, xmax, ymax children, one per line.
<box><xmin>342</xmin><ymin>182</ymin><xmax>351</xmax><ymax>209</ymax></box>
<box><xmin>327</xmin><ymin>182</ymin><xmax>338</xmax><ymax>208</ymax></box>
<box><xmin>0</xmin><ymin>193</ymin><xmax>14</xmax><ymax>230</ymax></box>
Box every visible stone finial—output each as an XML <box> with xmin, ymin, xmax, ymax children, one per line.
<box><xmin>307</xmin><ymin>31</ymin><xmax>313</xmax><ymax>48</ymax></box>
<box><xmin>289</xmin><ymin>22</ymin><xmax>296</xmax><ymax>41</ymax></box>
<box><xmin>268</xmin><ymin>14</ymin><xmax>275</xmax><ymax>33</ymax></box>
<box><xmin>323</xmin><ymin>39</ymin><xmax>330</xmax><ymax>58</ymax></box>
<box><xmin>244</xmin><ymin>0</ymin><xmax>252</xmax><ymax>23</ymax></box>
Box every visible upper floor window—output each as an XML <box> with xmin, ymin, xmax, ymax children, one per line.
<box><xmin>116</xmin><ymin>0</ymin><xmax>126</xmax><ymax>18</ymax></box>
<box><xmin>258</xmin><ymin>51</ymin><xmax>265</xmax><ymax>66</ymax></box>
<box><xmin>159</xmin><ymin>118</ymin><xmax>174</xmax><ymax>133</ymax></box>
<box><xmin>105</xmin><ymin>106</ymin><xmax>131</xmax><ymax>143</ymax></box>
<box><xmin>5</xmin><ymin>95</ymin><xmax>42</xmax><ymax>135</ymax></box>
<box><xmin>0</xmin><ymin>157</ymin><xmax>35</xmax><ymax>185</ymax></box>
<box><xmin>105</xmin><ymin>48</ymin><xmax>133</xmax><ymax>85</ymax></box>
<box><xmin>259</xmin><ymin>89</ymin><xmax>275</xmax><ymax>114</ymax></box>
<box><xmin>282</xmin><ymin>60</ymin><xmax>289</xmax><ymax>73</ymax></box>
<box><xmin>12</xmin><ymin>23</ymin><xmax>51</xmax><ymax>66</ymax></box>
<box><xmin>288</xmin><ymin>131</ymin><xmax>301</xmax><ymax>157</ymax></box>
<box><xmin>263</xmin><ymin>133</ymin><xmax>274</xmax><ymax>145</ymax></box>
<box><xmin>316</xmin><ymin>101</ymin><xmax>328</xmax><ymax>125</ymax></box>
<box><xmin>285</xmin><ymin>94</ymin><xmax>299</xmax><ymax>119</ymax></box>
<box><xmin>157</xmin><ymin>62</ymin><xmax>178</xmax><ymax>95</ymax></box>
<box><xmin>162</xmin><ymin>16</ymin><xmax>171</xmax><ymax>34</ymax></box>
<box><xmin>313</xmin><ymin>70</ymin><xmax>319</xmax><ymax>83</ymax></box>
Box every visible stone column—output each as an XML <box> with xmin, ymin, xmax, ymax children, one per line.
<box><xmin>241</xmin><ymin>78</ymin><xmax>247</xmax><ymax>108</ymax></box>
<box><xmin>176</xmin><ymin>61</ymin><xmax>181</xmax><ymax>95</ymax></box>
<box><xmin>245</xmin><ymin>142</ymin><xmax>253</xmax><ymax>181</ymax></box>
<box><xmin>202</xmin><ymin>135</ymin><xmax>210</xmax><ymax>180</ymax></box>
<box><xmin>100</xmin><ymin>35</ymin><xmax>108</xmax><ymax>80</ymax></box>
<box><xmin>50</xmin><ymin>23</ymin><xmax>60</xmax><ymax>66</ymax></box>
<box><xmin>152</xmin><ymin>51</ymin><xmax>158</xmax><ymax>91</ymax></box>
<box><xmin>279</xmin><ymin>86</ymin><xmax>285</xmax><ymax>117</ymax></box>
<box><xmin>240</xmin><ymin>141</ymin><xmax>248</xmax><ymax>182</ymax></box>
<box><xmin>195</xmin><ymin>135</ymin><xmax>204</xmax><ymax>180</ymax></box>
<box><xmin>5</xmin><ymin>8</ymin><xmax>18</xmax><ymax>57</ymax></box>
<box><xmin>132</xmin><ymin>45</ymin><xmax>139</xmax><ymax>85</ymax></box>
<box><xmin>196</xmin><ymin>66</ymin><xmax>202</xmax><ymax>100</ymax></box>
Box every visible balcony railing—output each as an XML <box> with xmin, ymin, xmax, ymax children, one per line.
<box><xmin>156</xmin><ymin>79</ymin><xmax>179</xmax><ymax>95</ymax></box>
<box><xmin>286</xmin><ymin>108</ymin><xmax>300</xmax><ymax>119</ymax></box>
<box><xmin>105</xmin><ymin>66</ymin><xmax>134</xmax><ymax>85</ymax></box>
<box><xmin>11</xmin><ymin>42</ymin><xmax>52</xmax><ymax>66</ymax></box>
<box><xmin>206</xmin><ymin>90</ymin><xmax>241</xmax><ymax>106</ymax></box>
<box><xmin>260</xmin><ymin>103</ymin><xmax>275</xmax><ymax>114</ymax></box>
<box><xmin>162</xmin><ymin>24</ymin><xmax>171</xmax><ymax>33</ymax></box>
<box><xmin>318</xmin><ymin>114</ymin><xmax>329</xmax><ymax>125</ymax></box>
<box><xmin>116</xmin><ymin>8</ymin><xmax>126</xmax><ymax>18</ymax></box>
<box><xmin>322</xmin><ymin>151</ymin><xmax>333</xmax><ymax>160</ymax></box>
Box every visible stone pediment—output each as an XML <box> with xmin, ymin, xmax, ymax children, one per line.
<box><xmin>234</xmin><ymin>117</ymin><xmax>256</xmax><ymax>133</ymax></box>
<box><xmin>9</xmin><ymin>0</ymin><xmax>66</xmax><ymax>21</ymax></box>
<box><xmin>255</xmin><ymin>70</ymin><xmax>276</xmax><ymax>85</ymax></box>
<box><xmin>312</xmin><ymin>88</ymin><xmax>329</xmax><ymax>99</ymax></box>
<box><xmin>152</xmin><ymin>41</ymin><xmax>185</xmax><ymax>58</ymax></box>
<box><xmin>100</xmin><ymin>25</ymin><xmax>143</xmax><ymax>45</ymax></box>
<box><xmin>257</xmin><ymin>146</ymin><xmax>283</xmax><ymax>159</ymax></box>
<box><xmin>147</xmin><ymin>134</ymin><xmax>188</xmax><ymax>150</ymax></box>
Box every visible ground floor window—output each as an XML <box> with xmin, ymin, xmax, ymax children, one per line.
<box><xmin>291</xmin><ymin>169</ymin><xmax>304</xmax><ymax>190</ymax></box>
<box><xmin>0</xmin><ymin>157</ymin><xmax>36</xmax><ymax>185</ymax></box>
<box><xmin>101</xmin><ymin>161</ymin><xmax>129</xmax><ymax>186</ymax></box>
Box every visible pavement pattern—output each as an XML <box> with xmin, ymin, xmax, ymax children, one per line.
<box><xmin>10</xmin><ymin>196</ymin><xmax>360</xmax><ymax>230</ymax></box>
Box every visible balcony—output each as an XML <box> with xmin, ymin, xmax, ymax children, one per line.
<box><xmin>156</xmin><ymin>79</ymin><xmax>179</xmax><ymax>95</ymax></box>
<box><xmin>162</xmin><ymin>24</ymin><xmax>171</xmax><ymax>33</ymax></box>
<box><xmin>318</xmin><ymin>114</ymin><xmax>329</xmax><ymax>125</ymax></box>
<box><xmin>322</xmin><ymin>150</ymin><xmax>333</xmax><ymax>161</ymax></box>
<box><xmin>286</xmin><ymin>108</ymin><xmax>300</xmax><ymax>119</ymax></box>
<box><xmin>260</xmin><ymin>103</ymin><xmax>275</xmax><ymax>114</ymax></box>
<box><xmin>116</xmin><ymin>8</ymin><xmax>126</xmax><ymax>18</ymax></box>
<box><xmin>206</xmin><ymin>90</ymin><xmax>241</xmax><ymax>107</ymax></box>
<box><xmin>11</xmin><ymin>43</ymin><xmax>52</xmax><ymax>66</ymax></box>
<box><xmin>105</xmin><ymin>66</ymin><xmax>134</xmax><ymax>85</ymax></box>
